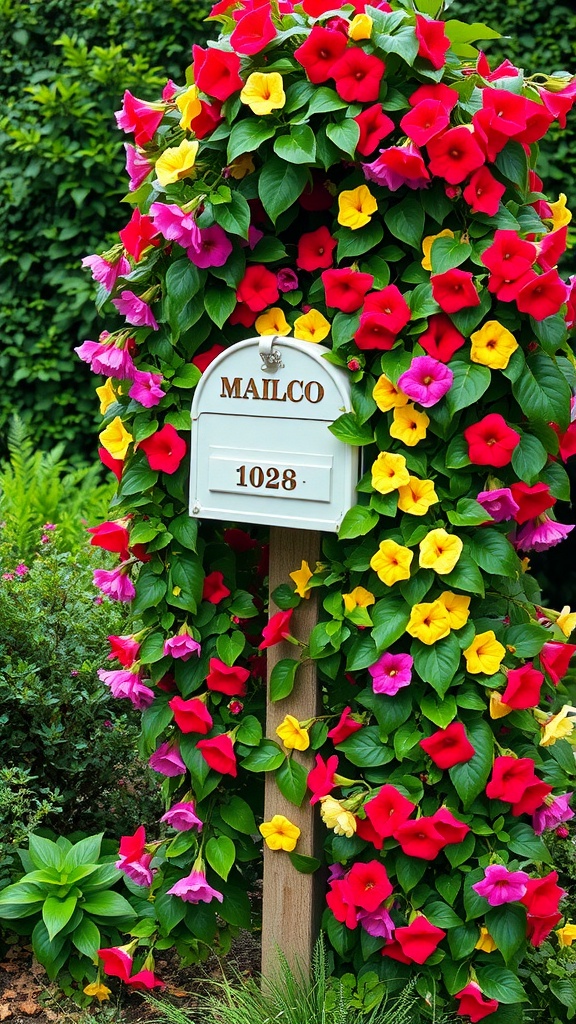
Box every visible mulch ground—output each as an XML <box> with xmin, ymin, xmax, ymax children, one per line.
<box><xmin>0</xmin><ymin>931</ymin><xmax>262</xmax><ymax>1024</ymax></box>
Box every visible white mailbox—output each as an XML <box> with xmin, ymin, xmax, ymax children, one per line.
<box><xmin>189</xmin><ymin>336</ymin><xmax>358</xmax><ymax>532</ymax></box>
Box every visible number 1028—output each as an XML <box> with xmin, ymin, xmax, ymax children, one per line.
<box><xmin>235</xmin><ymin>465</ymin><xmax>297</xmax><ymax>490</ymax></box>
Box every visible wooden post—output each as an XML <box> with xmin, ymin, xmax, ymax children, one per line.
<box><xmin>261</xmin><ymin>526</ymin><xmax>323</xmax><ymax>979</ymax></box>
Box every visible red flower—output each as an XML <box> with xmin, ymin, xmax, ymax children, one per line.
<box><xmin>189</xmin><ymin>100</ymin><xmax>223</xmax><ymax>139</ymax></box>
<box><xmin>393</xmin><ymin>915</ymin><xmax>446</xmax><ymax>964</ymax></box>
<box><xmin>462</xmin><ymin>166</ymin><xmax>506</xmax><ymax>217</ymax></box>
<box><xmin>400</xmin><ymin>99</ymin><xmax>450</xmax><ymax>147</ymax></box>
<box><xmin>206</xmin><ymin>658</ymin><xmax>250</xmax><ymax>696</ymax></box>
<box><xmin>521</xmin><ymin>871</ymin><xmax>565</xmax><ymax>918</ymax></box>
<box><xmin>354</xmin><ymin>104</ymin><xmax>394</xmax><ymax>156</ymax></box>
<box><xmin>229</xmin><ymin>302</ymin><xmax>257</xmax><ymax>327</ymax></box>
<box><xmin>332</xmin><ymin>49</ymin><xmax>386</xmax><ymax>104</ymax></box>
<box><xmin>516</xmin><ymin>268</ymin><xmax>568</xmax><ymax>321</ymax></box>
<box><xmin>223</xmin><ymin>528</ymin><xmax>258</xmax><ymax>552</ymax></box>
<box><xmin>138</xmin><ymin>424</ymin><xmax>187</xmax><ymax>474</ymax></box>
<box><xmin>394</xmin><ymin>817</ymin><xmax>446</xmax><ymax>859</ymax></box>
<box><xmin>326</xmin><ymin>879</ymin><xmax>358</xmax><ymax>930</ymax></box>
<box><xmin>294</xmin><ymin>25</ymin><xmax>348</xmax><ymax>84</ymax></box>
<box><xmin>236</xmin><ymin>264</ymin><xmax>280</xmax><ymax>312</ymax></box>
<box><xmin>419</xmin><ymin>722</ymin><xmax>475</xmax><ymax>770</ymax></box>
<box><xmin>537</xmin><ymin>226</ymin><xmax>568</xmax><ymax>272</ymax></box>
<box><xmin>381</xmin><ymin>939</ymin><xmax>411</xmax><ymax>964</ymax></box>
<box><xmin>430</xmin><ymin>268</ymin><xmax>480</xmax><ymax>313</ymax></box>
<box><xmin>347</xmin><ymin>860</ymin><xmax>393</xmax><ymax>912</ymax></box>
<box><xmin>196</xmin><ymin>734</ymin><xmax>237</xmax><ymax>776</ymax></box>
<box><xmin>327</xmin><ymin>706</ymin><xmax>363</xmax><ymax>744</ymax></box>
<box><xmin>202</xmin><ymin>570</ymin><xmax>231</xmax><ymax>603</ymax></box>
<box><xmin>502</xmin><ymin>663</ymin><xmax>545</xmax><ymax>709</ymax></box>
<box><xmin>259</xmin><ymin>608</ymin><xmax>294</xmax><ymax>649</ymax></box>
<box><xmin>554</xmin><ymin>420</ymin><xmax>576</xmax><ymax>462</ymax></box>
<box><xmin>193</xmin><ymin>344</ymin><xmax>226</xmax><ymax>374</ymax></box>
<box><xmin>409</xmin><ymin>82</ymin><xmax>458</xmax><ymax>112</ymax></box>
<box><xmin>510</xmin><ymin>482</ymin><xmax>556</xmax><ymax>524</ymax></box>
<box><xmin>192</xmin><ymin>44</ymin><xmax>243</xmax><ymax>102</ymax></box>
<box><xmin>322</xmin><ymin>268</ymin><xmax>374</xmax><ymax>312</ymax></box>
<box><xmin>539</xmin><ymin>641</ymin><xmax>576</xmax><ymax>685</ymax></box>
<box><xmin>230</xmin><ymin>6</ymin><xmax>276</xmax><ymax>55</ymax></box>
<box><xmin>427</xmin><ymin>127</ymin><xmax>485</xmax><ymax>185</ymax></box>
<box><xmin>307</xmin><ymin>753</ymin><xmax>339</xmax><ymax>805</ymax></box>
<box><xmin>415</xmin><ymin>14</ymin><xmax>450</xmax><ymax>69</ymax></box>
<box><xmin>115</xmin><ymin>91</ymin><xmax>164</xmax><ymax>146</ymax></box>
<box><xmin>119</xmin><ymin>208</ymin><xmax>160</xmax><ymax>262</ymax></box>
<box><xmin>364</xmin><ymin>284</ymin><xmax>412</xmax><ymax>334</ymax></box>
<box><xmin>364</xmin><ymin>784</ymin><xmax>416</xmax><ymax>842</ymax></box>
<box><xmin>526</xmin><ymin>911</ymin><xmax>563</xmax><ymax>947</ymax></box>
<box><xmin>125</xmin><ymin>969</ymin><xmax>165</xmax><ymax>991</ymax></box>
<box><xmin>97</xmin><ymin>945</ymin><xmax>133</xmax><ymax>982</ymax></box>
<box><xmin>118</xmin><ymin>825</ymin><xmax>146</xmax><ymax>861</ymax></box>
<box><xmin>463</xmin><ymin>413</ymin><xmax>520</xmax><ymax>468</ymax></box>
<box><xmin>99</xmin><ymin>447</ymin><xmax>124</xmax><ymax>482</ymax></box>
<box><xmin>482</xmin><ymin>230</ymin><xmax>536</xmax><ymax>300</ymax></box>
<box><xmin>429</xmin><ymin>807</ymin><xmax>470</xmax><ymax>845</ymax></box>
<box><xmin>418</xmin><ymin>314</ymin><xmax>465</xmax><ymax>362</ymax></box>
<box><xmin>297</xmin><ymin>226</ymin><xmax>337</xmax><ymax>272</ymax></box>
<box><xmin>511</xmin><ymin>779</ymin><xmax>553</xmax><ymax>817</ymax></box>
<box><xmin>485</xmin><ymin>756</ymin><xmax>538</xmax><ymax>803</ymax></box>
<box><xmin>169</xmin><ymin>695</ymin><xmax>213</xmax><ymax>734</ymax></box>
<box><xmin>455</xmin><ymin>983</ymin><xmax>499</xmax><ymax>1022</ymax></box>
<box><xmin>483</xmin><ymin>88</ymin><xmax>529</xmax><ymax>136</ymax></box>
<box><xmin>354</xmin><ymin>314</ymin><xmax>396</xmax><ymax>351</ymax></box>
<box><xmin>88</xmin><ymin>520</ymin><xmax>130</xmax><ymax>561</ymax></box>
<box><xmin>299</xmin><ymin>173</ymin><xmax>334</xmax><ymax>212</ymax></box>
<box><xmin>515</xmin><ymin>97</ymin><xmax>554</xmax><ymax>144</ymax></box>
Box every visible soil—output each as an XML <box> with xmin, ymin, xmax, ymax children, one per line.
<box><xmin>0</xmin><ymin>931</ymin><xmax>262</xmax><ymax>1024</ymax></box>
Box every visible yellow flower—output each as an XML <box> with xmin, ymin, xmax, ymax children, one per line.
<box><xmin>421</xmin><ymin>229</ymin><xmax>455</xmax><ymax>271</ymax></box>
<box><xmin>259</xmin><ymin>814</ymin><xmax>301</xmax><ymax>852</ymax></box>
<box><xmin>99</xmin><ymin>416</ymin><xmax>133</xmax><ymax>460</ymax></box>
<box><xmin>240</xmin><ymin>72</ymin><xmax>286</xmax><ymax>116</ymax></box>
<box><xmin>406</xmin><ymin>601</ymin><xmax>451</xmax><ymax>645</ymax></box>
<box><xmin>256</xmin><ymin>307</ymin><xmax>291</xmax><ymax>336</ymax></box>
<box><xmin>276</xmin><ymin>714</ymin><xmax>310</xmax><ymax>751</ymax></box>
<box><xmin>83</xmin><ymin>981</ymin><xmax>112</xmax><ymax>1002</ymax></box>
<box><xmin>546</xmin><ymin>193</ymin><xmax>572</xmax><ymax>230</ymax></box>
<box><xmin>438</xmin><ymin>591</ymin><xmax>470</xmax><ymax>630</ymax></box>
<box><xmin>557</xmin><ymin>923</ymin><xmax>576</xmax><ymax>947</ymax></box>
<box><xmin>539</xmin><ymin>705</ymin><xmax>576</xmax><ymax>747</ymax></box>
<box><xmin>320</xmin><ymin>797</ymin><xmax>357</xmax><ymax>838</ymax></box>
<box><xmin>390</xmin><ymin>404</ymin><xmax>429</xmax><ymax>446</ymax></box>
<box><xmin>228</xmin><ymin>153</ymin><xmax>255</xmax><ymax>179</ymax></box>
<box><xmin>338</xmin><ymin>185</ymin><xmax>378</xmax><ymax>230</ymax></box>
<box><xmin>343</xmin><ymin>586</ymin><xmax>375</xmax><ymax>612</ymax></box>
<box><xmin>175</xmin><ymin>85</ymin><xmax>202</xmax><ymax>130</ymax></box>
<box><xmin>373</xmin><ymin>374</ymin><xmax>409</xmax><ymax>412</ymax></box>
<box><xmin>557</xmin><ymin>606</ymin><xmax>576</xmax><ymax>637</ymax></box>
<box><xmin>419</xmin><ymin>529</ymin><xmax>463</xmax><ymax>575</ymax></box>
<box><xmin>289</xmin><ymin>560</ymin><xmax>313</xmax><ymax>599</ymax></box>
<box><xmin>470</xmin><ymin>320</ymin><xmax>518</xmax><ymax>370</ymax></box>
<box><xmin>371</xmin><ymin>451</ymin><xmax>410</xmax><ymax>495</ymax></box>
<box><xmin>348</xmin><ymin>13</ymin><xmax>373</xmax><ymax>40</ymax></box>
<box><xmin>96</xmin><ymin>378</ymin><xmax>117</xmax><ymax>415</ymax></box>
<box><xmin>397</xmin><ymin>477</ymin><xmax>439</xmax><ymax>516</ymax></box>
<box><xmin>155</xmin><ymin>138</ymin><xmax>199</xmax><ymax>187</ymax></box>
<box><xmin>293</xmin><ymin>309</ymin><xmax>331</xmax><ymax>343</ymax></box>
<box><xmin>463</xmin><ymin>631</ymin><xmax>506</xmax><ymax>675</ymax></box>
<box><xmin>475</xmin><ymin>927</ymin><xmax>497</xmax><ymax>953</ymax></box>
<box><xmin>489</xmin><ymin>691</ymin><xmax>513</xmax><ymax>719</ymax></box>
<box><xmin>370</xmin><ymin>539</ymin><xmax>413</xmax><ymax>586</ymax></box>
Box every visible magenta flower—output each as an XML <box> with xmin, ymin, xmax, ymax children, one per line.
<box><xmin>75</xmin><ymin>337</ymin><xmax>136</xmax><ymax>379</ymax></box>
<box><xmin>533</xmin><ymin>793</ymin><xmax>574</xmax><ymax>835</ymax></box>
<box><xmin>160</xmin><ymin>801</ymin><xmax>203</xmax><ymax>832</ymax></box>
<box><xmin>356</xmin><ymin>905</ymin><xmax>395</xmax><ymax>939</ymax></box>
<box><xmin>163</xmin><ymin>633</ymin><xmax>201</xmax><ymax>661</ymax></box>
<box><xmin>516</xmin><ymin>515</ymin><xmax>575</xmax><ymax>552</ymax></box>
<box><xmin>98</xmin><ymin>668</ymin><xmax>155</xmax><ymax>710</ymax></box>
<box><xmin>369</xmin><ymin>652</ymin><xmax>413</xmax><ymax>696</ymax></box>
<box><xmin>363</xmin><ymin>143</ymin><xmax>430</xmax><ymax>191</ymax></box>
<box><xmin>150</xmin><ymin>202</ymin><xmax>200</xmax><ymax>249</ymax></box>
<box><xmin>167</xmin><ymin>869</ymin><xmax>223</xmax><ymax>904</ymax></box>
<box><xmin>15</xmin><ymin>564</ymin><xmax>29</xmax><ymax>577</ymax></box>
<box><xmin>397</xmin><ymin>356</ymin><xmax>453</xmax><ymax>408</ymax></box>
<box><xmin>472</xmin><ymin>863</ymin><xmax>530</xmax><ymax>906</ymax></box>
<box><xmin>93</xmin><ymin>566</ymin><xmax>136</xmax><ymax>602</ymax></box>
<box><xmin>116</xmin><ymin>851</ymin><xmax>155</xmax><ymax>887</ymax></box>
<box><xmin>277</xmin><ymin>268</ymin><xmax>299</xmax><ymax>293</ymax></box>
<box><xmin>81</xmin><ymin>253</ymin><xmax>130</xmax><ymax>291</ymax></box>
<box><xmin>149</xmin><ymin>741</ymin><xmax>186</xmax><ymax>776</ymax></box>
<box><xmin>125</xmin><ymin>143</ymin><xmax>154</xmax><ymax>191</ymax></box>
<box><xmin>112</xmin><ymin>291</ymin><xmax>158</xmax><ymax>330</ymax></box>
<box><xmin>128</xmin><ymin>370</ymin><xmax>166</xmax><ymax>408</ymax></box>
<box><xmin>187</xmin><ymin>225</ymin><xmax>233</xmax><ymax>269</ymax></box>
<box><xmin>476</xmin><ymin>487</ymin><xmax>520</xmax><ymax>522</ymax></box>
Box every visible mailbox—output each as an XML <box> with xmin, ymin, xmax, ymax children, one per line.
<box><xmin>189</xmin><ymin>336</ymin><xmax>358</xmax><ymax>532</ymax></box>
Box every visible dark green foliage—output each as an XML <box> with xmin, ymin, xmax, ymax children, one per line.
<box><xmin>0</xmin><ymin>0</ymin><xmax>211</xmax><ymax>459</ymax></box>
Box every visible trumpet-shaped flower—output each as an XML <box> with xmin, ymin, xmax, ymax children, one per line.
<box><xmin>338</xmin><ymin>185</ymin><xmax>378</xmax><ymax>230</ymax></box>
<box><xmin>371</xmin><ymin>451</ymin><xmax>410</xmax><ymax>494</ymax></box>
<box><xmin>259</xmin><ymin>815</ymin><xmax>301</xmax><ymax>851</ymax></box>
<box><xmin>397</xmin><ymin>477</ymin><xmax>439</xmax><ymax>516</ymax></box>
<box><xmin>372</xmin><ymin>374</ymin><xmax>409</xmax><ymax>412</ymax></box>
<box><xmin>155</xmin><ymin>139</ymin><xmax>199</xmax><ymax>187</ymax></box>
<box><xmin>240</xmin><ymin>73</ymin><xmax>286</xmax><ymax>115</ymax></box>
<box><xmin>390</xmin><ymin>404</ymin><xmax>429</xmax><ymax>446</ymax></box>
<box><xmin>397</xmin><ymin>356</ymin><xmax>453</xmax><ymax>408</ymax></box>
<box><xmin>438</xmin><ymin>591</ymin><xmax>470</xmax><ymax>629</ymax></box>
<box><xmin>293</xmin><ymin>308</ymin><xmax>331</xmax><ymax>342</ymax></box>
<box><xmin>464</xmin><ymin>631</ymin><xmax>506</xmax><ymax>675</ymax></box>
<box><xmin>167</xmin><ymin>868</ymin><xmax>223</xmax><ymax>904</ymax></box>
<box><xmin>370</xmin><ymin>539</ymin><xmax>413</xmax><ymax>586</ymax></box>
<box><xmin>369</xmin><ymin>651</ymin><xmax>413</xmax><ymax>695</ymax></box>
<box><xmin>419</xmin><ymin>528</ymin><xmax>463</xmax><ymax>575</ymax></box>
<box><xmin>320</xmin><ymin>797</ymin><xmax>357</xmax><ymax>838</ymax></box>
<box><xmin>406</xmin><ymin>601</ymin><xmax>451</xmax><ymax>644</ymax></box>
<box><xmin>470</xmin><ymin>320</ymin><xmax>518</xmax><ymax>369</ymax></box>
<box><xmin>276</xmin><ymin>714</ymin><xmax>310</xmax><ymax>751</ymax></box>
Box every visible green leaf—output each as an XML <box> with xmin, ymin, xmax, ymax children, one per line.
<box><xmin>274</xmin><ymin>124</ymin><xmax>316</xmax><ymax>164</ymax></box>
<box><xmin>445</xmin><ymin>362</ymin><xmax>491</xmax><ymax>415</ymax></box>
<box><xmin>475</xmin><ymin>966</ymin><xmax>527</xmax><ymax>1004</ymax></box>
<box><xmin>221</xmin><ymin>795</ymin><xmax>258</xmax><ymax>835</ymax></box>
<box><xmin>155</xmin><ymin>890</ymin><xmax>187</xmax><ymax>933</ymax></box>
<box><xmin>164</xmin><ymin>259</ymin><xmax>202</xmax><ymax>332</ymax></box>
<box><xmin>420</xmin><ymin>693</ymin><xmax>457</xmax><ymax>729</ymax></box>
<box><xmin>467</xmin><ymin>530</ymin><xmax>520</xmax><ymax>577</ymax></box>
<box><xmin>412</xmin><ymin>633</ymin><xmax>461</xmax><ymax>697</ymax></box>
<box><xmin>258</xmin><ymin>156</ymin><xmax>308</xmax><ymax>224</ymax></box>
<box><xmin>71</xmin><ymin>916</ymin><xmax>101</xmax><ymax>958</ymax></box>
<box><xmin>338</xmin><ymin>505</ymin><xmax>379</xmax><ymax>539</ymax></box>
<box><xmin>170</xmin><ymin>514</ymin><xmax>198</xmax><ymax>550</ymax></box>
<box><xmin>550</xmin><ymin>979</ymin><xmax>576</xmax><ymax>1014</ymax></box>
<box><xmin>241</xmin><ymin>739</ymin><xmax>286</xmax><ymax>772</ymax></box>
<box><xmin>328</xmin><ymin>412</ymin><xmax>374</xmax><ymax>446</ymax></box>
<box><xmin>236</xmin><ymin>715</ymin><xmax>262</xmax><ymax>746</ymax></box>
<box><xmin>385</xmin><ymin>198</ymin><xmax>425</xmax><ymax>251</ymax></box>
<box><xmin>250</xmin><ymin>236</ymin><xmax>288</xmax><ymax>263</ymax></box>
<box><xmin>505</xmin><ymin>623</ymin><xmax>549</xmax><ymax>658</ymax></box>
<box><xmin>275</xmin><ymin>757</ymin><xmax>308</xmax><ymax>806</ymax></box>
<box><xmin>62</xmin><ymin>834</ymin><xmax>103</xmax><ymax>871</ymax></box>
<box><xmin>441</xmin><ymin>551</ymin><xmax>485</xmax><ymax>596</ymax></box>
<box><xmin>336</xmin><ymin>221</ymin><xmax>384</xmax><ymax>262</ymax></box>
<box><xmin>133</xmin><ymin>568</ymin><xmax>167</xmax><ymax>614</ymax></box>
<box><xmin>371</xmin><ymin>596</ymin><xmax>411</xmax><ymax>651</ymax></box>
<box><xmin>288</xmin><ymin>853</ymin><xmax>321</xmax><ymax>874</ymax></box>
<box><xmin>346</xmin><ymin>633</ymin><xmax>378</xmax><ymax>671</ymax></box>
<box><xmin>28</xmin><ymin>834</ymin><xmax>64</xmax><ymax>872</ymax></box>
<box><xmin>495</xmin><ymin>140</ymin><xmax>529</xmax><ymax>190</ymax></box>
<box><xmin>395</xmin><ymin>853</ymin><xmax>427</xmax><ymax>892</ymax></box>
<box><xmin>485</xmin><ymin>904</ymin><xmax>527</xmax><ymax>963</ymax></box>
<box><xmin>511</xmin><ymin>431</ymin><xmax>548</xmax><ymax>483</ymax></box>
<box><xmin>447</xmin><ymin>498</ymin><xmax>492</xmax><ymax>527</ymax></box>
<box><xmin>444</xmin><ymin>19</ymin><xmax>501</xmax><ymax>42</ymax></box>
<box><xmin>507</xmin><ymin>822</ymin><xmax>551</xmax><ymax>863</ymax></box>
<box><xmin>81</xmin><ymin>891</ymin><xmax>136</xmax><ymax>918</ymax></box>
<box><xmin>449</xmin><ymin>718</ymin><xmax>494</xmax><ymax>809</ymax></box>
<box><xmin>357</xmin><ymin>686</ymin><xmax>412</xmax><ymax>735</ymax></box>
<box><xmin>306</xmin><ymin>87</ymin><xmax>348</xmax><ymax>117</ymax></box>
<box><xmin>531</xmin><ymin>313</ymin><xmax>568</xmax><ymax>354</ymax></box>
<box><xmin>227</xmin><ymin>118</ymin><xmax>276</xmax><ymax>162</ymax></box>
<box><xmin>270</xmin><ymin>658</ymin><xmax>299</xmax><ymax>701</ymax></box>
<box><xmin>31</xmin><ymin>920</ymin><xmax>67</xmax><ymax>980</ymax></box>
<box><xmin>513</xmin><ymin>354</ymin><xmax>571</xmax><ymax>429</ymax></box>
<box><xmin>204</xmin><ymin>286</ymin><xmax>237</xmax><ymax>328</ymax></box>
<box><xmin>42</xmin><ymin>895</ymin><xmax>77</xmax><ymax>940</ymax></box>
<box><xmin>119</xmin><ymin>460</ymin><xmax>158</xmax><ymax>496</ymax></box>
<box><xmin>205</xmin><ymin>836</ymin><xmax>235</xmax><ymax>881</ymax></box>
<box><xmin>423</xmin><ymin>901</ymin><xmax>463</xmax><ymax>929</ymax></box>
<box><xmin>216</xmin><ymin>630</ymin><xmax>246</xmax><ymax>666</ymax></box>
<box><xmin>336</xmin><ymin>726</ymin><xmax>393</xmax><ymax>768</ymax></box>
<box><xmin>430</xmin><ymin>237</ymin><xmax>472</xmax><ymax>274</ymax></box>
<box><xmin>212</xmin><ymin>190</ymin><xmax>251</xmax><ymax>240</ymax></box>
<box><xmin>325</xmin><ymin>119</ymin><xmax>360</xmax><ymax>157</ymax></box>
<box><xmin>446</xmin><ymin>830</ymin><xmax>475</xmax><ymax>868</ymax></box>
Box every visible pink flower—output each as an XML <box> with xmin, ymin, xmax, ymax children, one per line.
<box><xmin>115</xmin><ymin>90</ymin><xmax>164</xmax><ymax>146</ymax></box>
<box><xmin>124</xmin><ymin>143</ymin><xmax>154</xmax><ymax>191</ymax></box>
<box><xmin>167</xmin><ymin>869</ymin><xmax>224</xmax><ymax>904</ymax></box>
<box><xmin>116</xmin><ymin>851</ymin><xmax>155</xmax><ymax>886</ymax></box>
<box><xmin>149</xmin><ymin>741</ymin><xmax>187</xmax><ymax>776</ymax></box>
<box><xmin>75</xmin><ymin>338</ymin><xmax>135</xmax><ymax>379</ymax></box>
<box><xmin>81</xmin><ymin>253</ymin><xmax>130</xmax><ymax>291</ymax></box>
<box><xmin>533</xmin><ymin>794</ymin><xmax>574</xmax><ymax>835</ymax></box>
<box><xmin>397</xmin><ymin>356</ymin><xmax>453</xmax><ymax>408</ymax></box>
<box><xmin>363</xmin><ymin>143</ymin><xmax>430</xmax><ymax>190</ymax></box>
<box><xmin>160</xmin><ymin>801</ymin><xmax>203</xmax><ymax>832</ymax></box>
<box><xmin>369</xmin><ymin>652</ymin><xmax>413</xmax><ymax>696</ymax></box>
<box><xmin>98</xmin><ymin>668</ymin><xmax>155</xmax><ymax>710</ymax></box>
<box><xmin>356</xmin><ymin>905</ymin><xmax>395</xmax><ymax>939</ymax></box>
<box><xmin>277</xmin><ymin>268</ymin><xmax>299</xmax><ymax>292</ymax></box>
<box><xmin>15</xmin><ymin>563</ymin><xmax>29</xmax><ymax>577</ymax></box>
<box><xmin>128</xmin><ymin>370</ymin><xmax>166</xmax><ymax>408</ymax></box>
<box><xmin>472</xmin><ymin>863</ymin><xmax>530</xmax><ymax>906</ymax></box>
<box><xmin>163</xmin><ymin>633</ymin><xmax>201</xmax><ymax>661</ymax></box>
<box><xmin>516</xmin><ymin>515</ymin><xmax>574</xmax><ymax>552</ymax></box>
<box><xmin>188</xmin><ymin>225</ymin><xmax>233</xmax><ymax>268</ymax></box>
<box><xmin>476</xmin><ymin>488</ymin><xmax>519</xmax><ymax>522</ymax></box>
<box><xmin>150</xmin><ymin>202</ymin><xmax>201</xmax><ymax>249</ymax></box>
<box><xmin>93</xmin><ymin>566</ymin><xmax>135</xmax><ymax>602</ymax></box>
<box><xmin>112</xmin><ymin>291</ymin><xmax>158</xmax><ymax>330</ymax></box>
